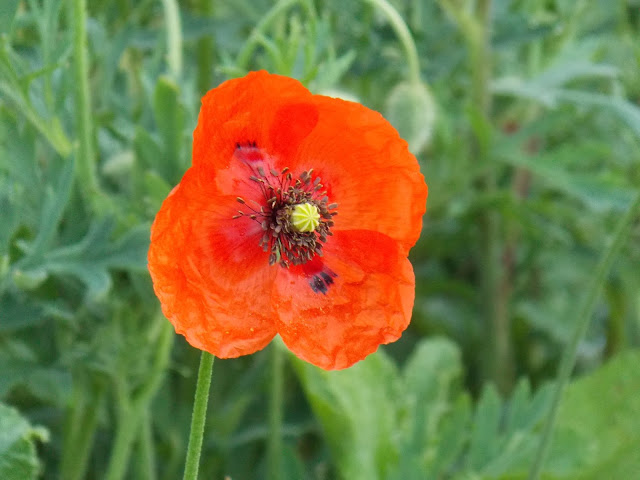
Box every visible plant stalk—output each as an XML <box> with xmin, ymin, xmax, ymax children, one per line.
<box><xmin>461</xmin><ymin>0</ymin><xmax>514</xmax><ymax>392</ymax></box>
<box><xmin>183</xmin><ymin>351</ymin><xmax>215</xmax><ymax>480</ymax></box>
<box><xmin>267</xmin><ymin>341</ymin><xmax>285</xmax><ymax>480</ymax></box>
<box><xmin>366</xmin><ymin>0</ymin><xmax>422</xmax><ymax>84</ymax></box>
<box><xmin>70</xmin><ymin>0</ymin><xmax>99</xmax><ymax>207</ymax></box>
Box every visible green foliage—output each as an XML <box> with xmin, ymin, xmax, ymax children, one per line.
<box><xmin>296</xmin><ymin>340</ymin><xmax>640</xmax><ymax>480</ymax></box>
<box><xmin>294</xmin><ymin>344</ymin><xmax>401</xmax><ymax>480</ymax></box>
<box><xmin>552</xmin><ymin>351</ymin><xmax>640</xmax><ymax>479</ymax></box>
<box><xmin>0</xmin><ymin>402</ymin><xmax>47</xmax><ymax>480</ymax></box>
<box><xmin>1</xmin><ymin>0</ymin><xmax>639</xmax><ymax>478</ymax></box>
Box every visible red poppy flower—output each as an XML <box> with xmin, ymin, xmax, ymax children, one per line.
<box><xmin>148</xmin><ymin>71</ymin><xmax>428</xmax><ymax>370</ymax></box>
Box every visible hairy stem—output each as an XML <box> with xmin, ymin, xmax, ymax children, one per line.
<box><xmin>366</xmin><ymin>0</ymin><xmax>422</xmax><ymax>84</ymax></box>
<box><xmin>70</xmin><ymin>0</ymin><xmax>99</xmax><ymax>206</ymax></box>
<box><xmin>183</xmin><ymin>351</ymin><xmax>215</xmax><ymax>480</ymax></box>
<box><xmin>267</xmin><ymin>341</ymin><xmax>285</xmax><ymax>480</ymax></box>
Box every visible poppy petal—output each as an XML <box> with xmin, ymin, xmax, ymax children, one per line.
<box><xmin>273</xmin><ymin>230</ymin><xmax>415</xmax><ymax>370</ymax></box>
<box><xmin>192</xmin><ymin>71</ymin><xmax>318</xmax><ymax>174</ymax></box>
<box><xmin>293</xmin><ymin>96</ymin><xmax>428</xmax><ymax>255</ymax></box>
<box><xmin>148</xmin><ymin>168</ymin><xmax>278</xmax><ymax>358</ymax></box>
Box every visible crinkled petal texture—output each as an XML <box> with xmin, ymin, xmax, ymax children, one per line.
<box><xmin>148</xmin><ymin>168</ymin><xmax>278</xmax><ymax>358</ymax></box>
<box><xmin>274</xmin><ymin>230</ymin><xmax>416</xmax><ymax>370</ymax></box>
<box><xmin>193</xmin><ymin>71</ymin><xmax>318</xmax><ymax>175</ymax></box>
<box><xmin>148</xmin><ymin>71</ymin><xmax>428</xmax><ymax>369</ymax></box>
<box><xmin>295</xmin><ymin>95</ymin><xmax>428</xmax><ymax>254</ymax></box>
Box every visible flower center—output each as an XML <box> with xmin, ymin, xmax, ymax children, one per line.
<box><xmin>232</xmin><ymin>144</ymin><xmax>337</xmax><ymax>268</ymax></box>
<box><xmin>291</xmin><ymin>203</ymin><xmax>320</xmax><ymax>232</ymax></box>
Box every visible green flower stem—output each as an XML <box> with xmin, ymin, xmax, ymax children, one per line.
<box><xmin>183</xmin><ymin>351</ymin><xmax>215</xmax><ymax>480</ymax></box>
<box><xmin>161</xmin><ymin>0</ymin><xmax>183</xmax><ymax>78</ymax></box>
<box><xmin>528</xmin><ymin>192</ymin><xmax>640</xmax><ymax>480</ymax></box>
<box><xmin>196</xmin><ymin>0</ymin><xmax>214</xmax><ymax>95</ymax></box>
<box><xmin>365</xmin><ymin>0</ymin><xmax>422</xmax><ymax>84</ymax></box>
<box><xmin>104</xmin><ymin>320</ymin><xmax>174</xmax><ymax>480</ymax></box>
<box><xmin>267</xmin><ymin>341</ymin><xmax>285</xmax><ymax>480</ymax></box>
<box><xmin>70</xmin><ymin>0</ymin><xmax>99</xmax><ymax>207</ymax></box>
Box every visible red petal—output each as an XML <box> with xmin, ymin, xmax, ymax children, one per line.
<box><xmin>293</xmin><ymin>96</ymin><xmax>428</xmax><ymax>255</ymax></box>
<box><xmin>273</xmin><ymin>230</ymin><xmax>415</xmax><ymax>370</ymax></box>
<box><xmin>148</xmin><ymin>168</ymin><xmax>278</xmax><ymax>358</ymax></box>
<box><xmin>192</xmin><ymin>71</ymin><xmax>317</xmax><ymax>175</ymax></box>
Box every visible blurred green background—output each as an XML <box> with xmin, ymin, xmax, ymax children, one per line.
<box><xmin>1</xmin><ymin>0</ymin><xmax>640</xmax><ymax>479</ymax></box>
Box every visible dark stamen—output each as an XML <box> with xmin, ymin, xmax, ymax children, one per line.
<box><xmin>231</xmin><ymin>145</ymin><xmax>338</xmax><ymax>275</ymax></box>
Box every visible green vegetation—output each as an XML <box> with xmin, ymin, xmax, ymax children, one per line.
<box><xmin>1</xmin><ymin>0</ymin><xmax>639</xmax><ymax>478</ymax></box>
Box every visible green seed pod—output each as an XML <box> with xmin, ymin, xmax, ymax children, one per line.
<box><xmin>385</xmin><ymin>81</ymin><xmax>437</xmax><ymax>154</ymax></box>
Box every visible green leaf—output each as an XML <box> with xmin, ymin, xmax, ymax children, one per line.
<box><xmin>400</xmin><ymin>338</ymin><xmax>465</xmax><ymax>470</ymax></box>
<box><xmin>142</xmin><ymin>170</ymin><xmax>173</xmax><ymax>213</ymax></box>
<box><xmin>394</xmin><ymin>338</ymin><xmax>470</xmax><ymax>479</ymax></box>
<box><xmin>554</xmin><ymin>90</ymin><xmax>640</xmax><ymax>139</ymax></box>
<box><xmin>467</xmin><ymin>384</ymin><xmax>502</xmax><ymax>471</ymax></box>
<box><xmin>0</xmin><ymin>294</ymin><xmax>46</xmax><ymax>333</ymax></box>
<box><xmin>0</xmin><ymin>403</ymin><xmax>47</xmax><ymax>480</ymax></box>
<box><xmin>492</xmin><ymin>61</ymin><xmax>618</xmax><ymax>108</ymax></box>
<box><xmin>455</xmin><ymin>379</ymin><xmax>553</xmax><ymax>479</ymax></box>
<box><xmin>134</xmin><ymin>126</ymin><xmax>164</xmax><ymax>172</ymax></box>
<box><xmin>0</xmin><ymin>40</ymin><xmax>72</xmax><ymax>157</ymax></box>
<box><xmin>0</xmin><ymin>358</ymin><xmax>71</xmax><ymax>406</ymax></box>
<box><xmin>30</xmin><ymin>158</ymin><xmax>75</xmax><ymax>255</ymax></box>
<box><xmin>549</xmin><ymin>350</ymin><xmax>640</xmax><ymax>478</ymax></box>
<box><xmin>428</xmin><ymin>394</ymin><xmax>471</xmax><ymax>477</ymax></box>
<box><xmin>23</xmin><ymin>219</ymin><xmax>150</xmax><ymax>299</ymax></box>
<box><xmin>293</xmin><ymin>350</ymin><xmax>400</xmax><ymax>480</ymax></box>
<box><xmin>311</xmin><ymin>49</ymin><xmax>356</xmax><ymax>91</ymax></box>
<box><xmin>494</xmin><ymin>143</ymin><xmax>636</xmax><ymax>212</ymax></box>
